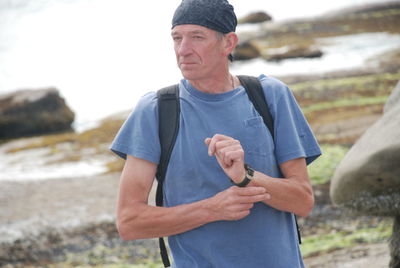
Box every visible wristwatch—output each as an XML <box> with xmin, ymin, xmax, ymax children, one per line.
<box><xmin>231</xmin><ymin>164</ymin><xmax>255</xmax><ymax>187</ymax></box>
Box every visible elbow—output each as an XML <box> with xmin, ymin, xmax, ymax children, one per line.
<box><xmin>116</xmin><ymin>219</ymin><xmax>133</xmax><ymax>240</ymax></box>
<box><xmin>297</xmin><ymin>198</ymin><xmax>314</xmax><ymax>218</ymax></box>
<box><xmin>296</xmin><ymin>187</ymin><xmax>315</xmax><ymax>218</ymax></box>
<box><xmin>116</xmin><ymin>216</ymin><xmax>141</xmax><ymax>241</ymax></box>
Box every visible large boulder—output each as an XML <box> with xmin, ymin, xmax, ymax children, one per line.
<box><xmin>330</xmin><ymin>105</ymin><xmax>400</xmax><ymax>214</ymax></box>
<box><xmin>0</xmin><ymin>88</ymin><xmax>75</xmax><ymax>139</ymax></box>
<box><xmin>330</xmin><ymin>81</ymin><xmax>400</xmax><ymax>268</ymax></box>
<box><xmin>330</xmin><ymin>82</ymin><xmax>400</xmax><ymax>214</ymax></box>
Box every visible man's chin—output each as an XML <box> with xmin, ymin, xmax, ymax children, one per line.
<box><xmin>180</xmin><ymin>69</ymin><xmax>199</xmax><ymax>80</ymax></box>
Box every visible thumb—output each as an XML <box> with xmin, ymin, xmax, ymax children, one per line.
<box><xmin>204</xmin><ymin>137</ymin><xmax>211</xmax><ymax>146</ymax></box>
<box><xmin>204</xmin><ymin>137</ymin><xmax>213</xmax><ymax>156</ymax></box>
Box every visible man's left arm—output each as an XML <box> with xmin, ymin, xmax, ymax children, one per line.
<box><xmin>247</xmin><ymin>158</ymin><xmax>314</xmax><ymax>217</ymax></box>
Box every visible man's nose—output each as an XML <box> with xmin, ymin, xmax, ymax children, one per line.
<box><xmin>177</xmin><ymin>38</ymin><xmax>192</xmax><ymax>56</ymax></box>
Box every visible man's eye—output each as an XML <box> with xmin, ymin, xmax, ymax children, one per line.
<box><xmin>173</xmin><ymin>36</ymin><xmax>182</xmax><ymax>41</ymax></box>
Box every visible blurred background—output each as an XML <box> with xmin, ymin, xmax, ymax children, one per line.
<box><xmin>0</xmin><ymin>0</ymin><xmax>399</xmax><ymax>267</ymax></box>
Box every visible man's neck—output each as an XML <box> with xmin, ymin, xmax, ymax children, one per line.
<box><xmin>189</xmin><ymin>72</ymin><xmax>237</xmax><ymax>94</ymax></box>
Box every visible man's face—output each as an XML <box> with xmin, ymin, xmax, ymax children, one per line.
<box><xmin>171</xmin><ymin>24</ymin><xmax>227</xmax><ymax>81</ymax></box>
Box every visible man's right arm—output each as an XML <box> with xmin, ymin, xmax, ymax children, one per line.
<box><xmin>116</xmin><ymin>155</ymin><xmax>269</xmax><ymax>240</ymax></box>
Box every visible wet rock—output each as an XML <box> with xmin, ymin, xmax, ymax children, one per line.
<box><xmin>0</xmin><ymin>88</ymin><xmax>75</xmax><ymax>139</ymax></box>
<box><xmin>233</xmin><ymin>40</ymin><xmax>261</xmax><ymax>61</ymax></box>
<box><xmin>0</xmin><ymin>221</ymin><xmax>160</xmax><ymax>267</ymax></box>
<box><xmin>262</xmin><ymin>45</ymin><xmax>323</xmax><ymax>62</ymax></box>
<box><xmin>238</xmin><ymin>11</ymin><xmax>272</xmax><ymax>24</ymax></box>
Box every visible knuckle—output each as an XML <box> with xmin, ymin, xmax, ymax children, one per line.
<box><xmin>213</xmin><ymin>134</ymin><xmax>223</xmax><ymax>140</ymax></box>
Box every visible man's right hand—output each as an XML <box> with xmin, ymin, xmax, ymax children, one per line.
<box><xmin>207</xmin><ymin>186</ymin><xmax>270</xmax><ymax>221</ymax></box>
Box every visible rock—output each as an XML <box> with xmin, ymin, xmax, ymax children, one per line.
<box><xmin>0</xmin><ymin>88</ymin><xmax>75</xmax><ymax>139</ymax></box>
<box><xmin>262</xmin><ymin>45</ymin><xmax>323</xmax><ymax>62</ymax></box>
<box><xmin>233</xmin><ymin>40</ymin><xmax>261</xmax><ymax>61</ymax></box>
<box><xmin>384</xmin><ymin>80</ymin><xmax>400</xmax><ymax>113</ymax></box>
<box><xmin>330</xmin><ymin>81</ymin><xmax>400</xmax><ymax>268</ymax></box>
<box><xmin>238</xmin><ymin>11</ymin><xmax>272</xmax><ymax>24</ymax></box>
<box><xmin>0</xmin><ymin>221</ymin><xmax>160</xmax><ymax>267</ymax></box>
<box><xmin>330</xmin><ymin>103</ymin><xmax>400</xmax><ymax>214</ymax></box>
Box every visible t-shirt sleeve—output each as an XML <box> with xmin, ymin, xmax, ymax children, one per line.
<box><xmin>259</xmin><ymin>75</ymin><xmax>321</xmax><ymax>165</ymax></box>
<box><xmin>109</xmin><ymin>92</ymin><xmax>161</xmax><ymax>164</ymax></box>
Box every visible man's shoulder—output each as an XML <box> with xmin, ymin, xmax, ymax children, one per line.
<box><xmin>134</xmin><ymin>91</ymin><xmax>158</xmax><ymax>111</ymax></box>
<box><xmin>256</xmin><ymin>74</ymin><xmax>291</xmax><ymax>103</ymax></box>
<box><xmin>258</xmin><ymin>74</ymin><xmax>288</xmax><ymax>90</ymax></box>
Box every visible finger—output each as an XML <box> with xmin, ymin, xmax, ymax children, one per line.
<box><xmin>242</xmin><ymin>193</ymin><xmax>271</xmax><ymax>203</ymax></box>
<box><xmin>231</xmin><ymin>193</ymin><xmax>270</xmax><ymax>205</ymax></box>
<box><xmin>233</xmin><ymin>186</ymin><xmax>267</xmax><ymax>196</ymax></box>
<box><xmin>224</xmin><ymin>187</ymin><xmax>264</xmax><ymax>203</ymax></box>
<box><xmin>207</xmin><ymin>137</ymin><xmax>217</xmax><ymax>156</ymax></box>
<box><xmin>230</xmin><ymin>210</ymin><xmax>250</xmax><ymax>221</ymax></box>
<box><xmin>215</xmin><ymin>140</ymin><xmax>242</xmax><ymax>166</ymax></box>
<box><xmin>205</xmin><ymin>137</ymin><xmax>215</xmax><ymax>156</ymax></box>
<box><xmin>207</xmin><ymin>134</ymin><xmax>234</xmax><ymax>156</ymax></box>
<box><xmin>204</xmin><ymin>137</ymin><xmax>211</xmax><ymax>148</ymax></box>
<box><xmin>214</xmin><ymin>139</ymin><xmax>239</xmax><ymax>151</ymax></box>
<box><xmin>220</xmin><ymin>148</ymin><xmax>244</xmax><ymax>167</ymax></box>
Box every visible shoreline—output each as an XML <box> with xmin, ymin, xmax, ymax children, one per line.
<box><xmin>0</xmin><ymin>174</ymin><xmax>120</xmax><ymax>244</ymax></box>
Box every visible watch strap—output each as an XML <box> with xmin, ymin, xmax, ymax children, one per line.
<box><xmin>231</xmin><ymin>164</ymin><xmax>254</xmax><ymax>187</ymax></box>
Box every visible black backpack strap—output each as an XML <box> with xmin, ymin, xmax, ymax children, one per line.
<box><xmin>237</xmin><ymin>75</ymin><xmax>302</xmax><ymax>244</ymax></box>
<box><xmin>156</xmin><ymin>84</ymin><xmax>181</xmax><ymax>187</ymax></box>
<box><xmin>237</xmin><ymin>75</ymin><xmax>274</xmax><ymax>139</ymax></box>
<box><xmin>156</xmin><ymin>84</ymin><xmax>180</xmax><ymax>267</ymax></box>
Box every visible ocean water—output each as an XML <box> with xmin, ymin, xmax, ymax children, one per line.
<box><xmin>0</xmin><ymin>0</ymin><xmax>393</xmax><ymax>129</ymax></box>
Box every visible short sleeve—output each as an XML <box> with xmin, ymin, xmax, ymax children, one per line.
<box><xmin>110</xmin><ymin>92</ymin><xmax>161</xmax><ymax>164</ymax></box>
<box><xmin>259</xmin><ymin>75</ymin><xmax>321</xmax><ymax>165</ymax></box>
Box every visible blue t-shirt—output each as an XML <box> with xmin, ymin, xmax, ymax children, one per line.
<box><xmin>111</xmin><ymin>74</ymin><xmax>321</xmax><ymax>268</ymax></box>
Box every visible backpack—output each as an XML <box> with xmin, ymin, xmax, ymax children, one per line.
<box><xmin>156</xmin><ymin>75</ymin><xmax>301</xmax><ymax>267</ymax></box>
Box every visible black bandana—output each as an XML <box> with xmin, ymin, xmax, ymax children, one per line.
<box><xmin>172</xmin><ymin>0</ymin><xmax>237</xmax><ymax>33</ymax></box>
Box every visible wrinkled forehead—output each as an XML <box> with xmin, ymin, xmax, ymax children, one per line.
<box><xmin>171</xmin><ymin>24</ymin><xmax>216</xmax><ymax>36</ymax></box>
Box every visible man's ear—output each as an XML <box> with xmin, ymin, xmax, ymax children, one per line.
<box><xmin>223</xmin><ymin>32</ymin><xmax>238</xmax><ymax>56</ymax></box>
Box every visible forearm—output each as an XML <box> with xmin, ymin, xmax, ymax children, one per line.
<box><xmin>117</xmin><ymin>197</ymin><xmax>215</xmax><ymax>240</ymax></box>
<box><xmin>248</xmin><ymin>171</ymin><xmax>314</xmax><ymax>217</ymax></box>
<box><xmin>117</xmin><ymin>184</ymin><xmax>269</xmax><ymax>240</ymax></box>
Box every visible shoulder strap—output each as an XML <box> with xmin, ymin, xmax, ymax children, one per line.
<box><xmin>156</xmin><ymin>84</ymin><xmax>180</xmax><ymax>188</ymax></box>
<box><xmin>156</xmin><ymin>84</ymin><xmax>180</xmax><ymax>268</ymax></box>
<box><xmin>237</xmin><ymin>75</ymin><xmax>274</xmax><ymax>139</ymax></box>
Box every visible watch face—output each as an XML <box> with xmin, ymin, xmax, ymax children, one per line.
<box><xmin>245</xmin><ymin>165</ymin><xmax>254</xmax><ymax>177</ymax></box>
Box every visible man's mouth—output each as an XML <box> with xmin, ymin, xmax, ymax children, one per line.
<box><xmin>179</xmin><ymin>62</ymin><xmax>197</xmax><ymax>68</ymax></box>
